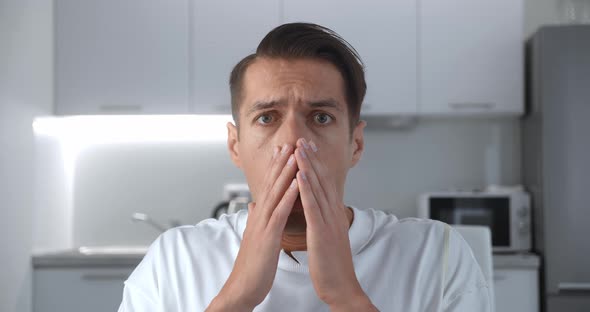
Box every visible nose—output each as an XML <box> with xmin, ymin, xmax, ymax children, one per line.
<box><xmin>274</xmin><ymin>112</ymin><xmax>308</xmax><ymax>148</ymax></box>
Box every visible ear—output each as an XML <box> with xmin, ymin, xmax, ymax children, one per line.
<box><xmin>227</xmin><ymin>122</ymin><xmax>242</xmax><ymax>168</ymax></box>
<box><xmin>350</xmin><ymin>120</ymin><xmax>366</xmax><ymax>168</ymax></box>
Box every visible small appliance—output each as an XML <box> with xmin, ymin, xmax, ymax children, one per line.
<box><xmin>418</xmin><ymin>186</ymin><xmax>531</xmax><ymax>253</ymax></box>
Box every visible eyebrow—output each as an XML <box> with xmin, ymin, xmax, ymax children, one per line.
<box><xmin>308</xmin><ymin>99</ymin><xmax>343</xmax><ymax>111</ymax></box>
<box><xmin>246</xmin><ymin>98</ymin><xmax>343</xmax><ymax>116</ymax></box>
<box><xmin>246</xmin><ymin>100</ymin><xmax>285</xmax><ymax>116</ymax></box>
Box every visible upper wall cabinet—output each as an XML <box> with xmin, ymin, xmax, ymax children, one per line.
<box><xmin>191</xmin><ymin>0</ymin><xmax>280</xmax><ymax>115</ymax></box>
<box><xmin>55</xmin><ymin>0</ymin><xmax>523</xmax><ymax>117</ymax></box>
<box><xmin>419</xmin><ymin>0</ymin><xmax>524</xmax><ymax>116</ymax></box>
<box><xmin>283</xmin><ymin>0</ymin><xmax>418</xmax><ymax>116</ymax></box>
<box><xmin>55</xmin><ymin>0</ymin><xmax>190</xmax><ymax>115</ymax></box>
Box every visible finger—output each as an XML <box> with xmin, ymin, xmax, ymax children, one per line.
<box><xmin>264</xmin><ymin>144</ymin><xmax>292</xmax><ymax>191</ymax></box>
<box><xmin>296</xmin><ymin>170</ymin><xmax>325</xmax><ymax>228</ymax></box>
<box><xmin>256</xmin><ymin>144</ymin><xmax>293</xmax><ymax>215</ymax></box>
<box><xmin>264</xmin><ymin>145</ymin><xmax>282</xmax><ymax>180</ymax></box>
<box><xmin>268</xmin><ymin>178</ymin><xmax>299</xmax><ymax>233</ymax></box>
<box><xmin>262</xmin><ymin>152</ymin><xmax>299</xmax><ymax>223</ymax></box>
<box><xmin>253</xmin><ymin>146</ymin><xmax>281</xmax><ymax>206</ymax></box>
<box><xmin>294</xmin><ymin>146</ymin><xmax>330</xmax><ymax>219</ymax></box>
<box><xmin>300</xmin><ymin>139</ymin><xmax>340</xmax><ymax>213</ymax></box>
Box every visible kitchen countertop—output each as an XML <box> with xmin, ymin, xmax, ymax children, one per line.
<box><xmin>33</xmin><ymin>247</ymin><xmax>146</xmax><ymax>268</ymax></box>
<box><xmin>492</xmin><ymin>252</ymin><xmax>540</xmax><ymax>269</ymax></box>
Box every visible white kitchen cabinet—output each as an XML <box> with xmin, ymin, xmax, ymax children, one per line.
<box><xmin>191</xmin><ymin>0</ymin><xmax>280</xmax><ymax>115</ymax></box>
<box><xmin>283</xmin><ymin>0</ymin><xmax>418</xmax><ymax>116</ymax></box>
<box><xmin>493</xmin><ymin>254</ymin><xmax>540</xmax><ymax>312</ymax></box>
<box><xmin>54</xmin><ymin>0</ymin><xmax>524</xmax><ymax>117</ymax></box>
<box><xmin>419</xmin><ymin>0</ymin><xmax>524</xmax><ymax>116</ymax></box>
<box><xmin>55</xmin><ymin>0</ymin><xmax>190</xmax><ymax>115</ymax></box>
<box><xmin>494</xmin><ymin>268</ymin><xmax>539</xmax><ymax>312</ymax></box>
<box><xmin>33</xmin><ymin>267</ymin><xmax>134</xmax><ymax>312</ymax></box>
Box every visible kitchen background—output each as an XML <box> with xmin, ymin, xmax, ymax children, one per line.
<box><xmin>34</xmin><ymin>117</ymin><xmax>520</xmax><ymax>248</ymax></box>
<box><xmin>0</xmin><ymin>0</ymin><xmax>581</xmax><ymax>311</ymax></box>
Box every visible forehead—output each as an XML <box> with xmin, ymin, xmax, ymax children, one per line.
<box><xmin>240</xmin><ymin>57</ymin><xmax>347</xmax><ymax>112</ymax></box>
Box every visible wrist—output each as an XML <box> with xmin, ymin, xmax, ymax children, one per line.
<box><xmin>206</xmin><ymin>289</ymin><xmax>256</xmax><ymax>312</ymax></box>
<box><xmin>328</xmin><ymin>291</ymin><xmax>378</xmax><ymax>312</ymax></box>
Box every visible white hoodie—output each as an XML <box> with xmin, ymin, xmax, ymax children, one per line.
<box><xmin>118</xmin><ymin>206</ymin><xmax>491</xmax><ymax>311</ymax></box>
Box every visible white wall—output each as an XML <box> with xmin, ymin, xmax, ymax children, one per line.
<box><xmin>33</xmin><ymin>134</ymin><xmax>72</xmax><ymax>252</ymax></box>
<box><xmin>0</xmin><ymin>1</ymin><xmax>53</xmax><ymax>311</ymax></box>
<box><xmin>66</xmin><ymin>117</ymin><xmax>521</xmax><ymax>246</ymax></box>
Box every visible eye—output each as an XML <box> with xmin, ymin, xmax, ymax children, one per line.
<box><xmin>255</xmin><ymin>113</ymin><xmax>274</xmax><ymax>125</ymax></box>
<box><xmin>314</xmin><ymin>113</ymin><xmax>333</xmax><ymax>125</ymax></box>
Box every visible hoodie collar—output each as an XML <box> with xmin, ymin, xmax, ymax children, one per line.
<box><xmin>235</xmin><ymin>206</ymin><xmax>378</xmax><ymax>272</ymax></box>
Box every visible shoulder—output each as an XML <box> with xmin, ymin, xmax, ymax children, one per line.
<box><xmin>443</xmin><ymin>226</ymin><xmax>490</xmax><ymax>306</ymax></box>
<box><xmin>359</xmin><ymin>208</ymin><xmax>484</xmax><ymax>279</ymax></box>
<box><xmin>158</xmin><ymin>211</ymin><xmax>244</xmax><ymax>248</ymax></box>
<box><xmin>361</xmin><ymin>208</ymin><xmax>474</xmax><ymax>255</ymax></box>
<box><xmin>352</xmin><ymin>207</ymin><xmax>449</xmax><ymax>259</ymax></box>
<box><xmin>123</xmin><ymin>211</ymin><xmax>246</xmax><ymax>292</ymax></box>
<box><xmin>365</xmin><ymin>207</ymin><xmax>448</xmax><ymax>245</ymax></box>
<box><xmin>353</xmin><ymin>208</ymin><xmax>491</xmax><ymax>309</ymax></box>
<box><xmin>147</xmin><ymin>210</ymin><xmax>246</xmax><ymax>265</ymax></box>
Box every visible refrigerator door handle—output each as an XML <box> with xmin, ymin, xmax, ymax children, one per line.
<box><xmin>558</xmin><ymin>282</ymin><xmax>590</xmax><ymax>293</ymax></box>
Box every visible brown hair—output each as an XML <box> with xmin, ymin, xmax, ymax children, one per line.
<box><xmin>229</xmin><ymin>22</ymin><xmax>366</xmax><ymax>132</ymax></box>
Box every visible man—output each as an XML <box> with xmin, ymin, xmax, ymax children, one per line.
<box><xmin>118</xmin><ymin>23</ymin><xmax>491</xmax><ymax>311</ymax></box>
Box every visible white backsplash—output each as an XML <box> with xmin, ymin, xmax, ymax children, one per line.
<box><xmin>34</xmin><ymin>117</ymin><xmax>521</xmax><ymax>248</ymax></box>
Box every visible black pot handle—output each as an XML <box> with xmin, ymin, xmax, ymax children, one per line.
<box><xmin>212</xmin><ymin>201</ymin><xmax>230</xmax><ymax>219</ymax></box>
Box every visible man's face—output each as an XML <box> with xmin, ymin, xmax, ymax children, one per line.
<box><xmin>227</xmin><ymin>57</ymin><xmax>365</xmax><ymax>232</ymax></box>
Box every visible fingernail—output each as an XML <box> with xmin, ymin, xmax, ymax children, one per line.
<box><xmin>299</xmin><ymin>148</ymin><xmax>307</xmax><ymax>159</ymax></box>
<box><xmin>300</xmin><ymin>171</ymin><xmax>307</xmax><ymax>181</ymax></box>
<box><xmin>290</xmin><ymin>178</ymin><xmax>297</xmax><ymax>189</ymax></box>
<box><xmin>281</xmin><ymin>143</ymin><xmax>289</xmax><ymax>154</ymax></box>
<box><xmin>309</xmin><ymin>140</ymin><xmax>318</xmax><ymax>152</ymax></box>
<box><xmin>287</xmin><ymin>154</ymin><xmax>294</xmax><ymax>166</ymax></box>
<box><xmin>302</xmin><ymin>138</ymin><xmax>310</xmax><ymax>150</ymax></box>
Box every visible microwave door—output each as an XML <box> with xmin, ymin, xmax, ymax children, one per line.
<box><xmin>454</xmin><ymin>208</ymin><xmax>493</xmax><ymax>227</ymax></box>
<box><xmin>457</xmin><ymin>197</ymin><xmax>511</xmax><ymax>249</ymax></box>
<box><xmin>430</xmin><ymin>197</ymin><xmax>512</xmax><ymax>249</ymax></box>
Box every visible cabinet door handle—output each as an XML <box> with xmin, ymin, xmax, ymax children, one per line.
<box><xmin>81</xmin><ymin>273</ymin><xmax>129</xmax><ymax>281</ymax></box>
<box><xmin>558</xmin><ymin>282</ymin><xmax>590</xmax><ymax>293</ymax></box>
<box><xmin>99</xmin><ymin>104</ymin><xmax>143</xmax><ymax>112</ymax></box>
<box><xmin>449</xmin><ymin>102</ymin><xmax>496</xmax><ymax>110</ymax></box>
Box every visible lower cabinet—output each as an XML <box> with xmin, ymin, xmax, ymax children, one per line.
<box><xmin>494</xmin><ymin>267</ymin><xmax>540</xmax><ymax>312</ymax></box>
<box><xmin>33</xmin><ymin>267</ymin><xmax>135</xmax><ymax>312</ymax></box>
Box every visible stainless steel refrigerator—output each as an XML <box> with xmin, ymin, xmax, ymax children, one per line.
<box><xmin>523</xmin><ymin>25</ymin><xmax>590</xmax><ymax>312</ymax></box>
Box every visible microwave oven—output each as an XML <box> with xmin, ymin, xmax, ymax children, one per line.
<box><xmin>418</xmin><ymin>189</ymin><xmax>531</xmax><ymax>252</ymax></box>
